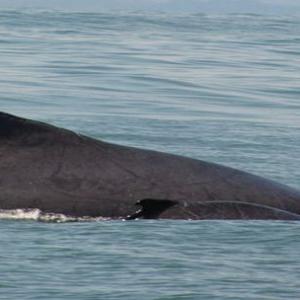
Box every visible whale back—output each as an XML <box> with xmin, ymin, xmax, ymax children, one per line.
<box><xmin>1</xmin><ymin>112</ymin><xmax>300</xmax><ymax>219</ymax></box>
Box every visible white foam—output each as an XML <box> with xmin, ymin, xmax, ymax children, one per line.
<box><xmin>0</xmin><ymin>208</ymin><xmax>110</xmax><ymax>223</ymax></box>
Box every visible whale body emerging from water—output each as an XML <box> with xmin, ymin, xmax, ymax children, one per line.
<box><xmin>1</xmin><ymin>112</ymin><xmax>300</xmax><ymax>220</ymax></box>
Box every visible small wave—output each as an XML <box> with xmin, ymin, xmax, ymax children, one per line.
<box><xmin>0</xmin><ymin>209</ymin><xmax>110</xmax><ymax>223</ymax></box>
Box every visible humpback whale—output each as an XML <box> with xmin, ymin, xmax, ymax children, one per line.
<box><xmin>1</xmin><ymin>111</ymin><xmax>300</xmax><ymax>220</ymax></box>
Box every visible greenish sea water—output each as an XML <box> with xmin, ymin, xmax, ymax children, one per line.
<box><xmin>0</xmin><ymin>11</ymin><xmax>300</xmax><ymax>299</ymax></box>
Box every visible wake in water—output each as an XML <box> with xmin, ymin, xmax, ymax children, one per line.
<box><xmin>0</xmin><ymin>208</ymin><xmax>110</xmax><ymax>222</ymax></box>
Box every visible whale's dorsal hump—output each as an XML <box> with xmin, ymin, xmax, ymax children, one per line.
<box><xmin>0</xmin><ymin>112</ymin><xmax>79</xmax><ymax>146</ymax></box>
<box><xmin>0</xmin><ymin>112</ymin><xmax>54</xmax><ymax>139</ymax></box>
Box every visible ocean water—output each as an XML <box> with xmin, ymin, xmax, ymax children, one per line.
<box><xmin>0</xmin><ymin>11</ymin><xmax>300</xmax><ymax>299</ymax></box>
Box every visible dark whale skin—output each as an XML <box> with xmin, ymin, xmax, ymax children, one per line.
<box><xmin>1</xmin><ymin>111</ymin><xmax>300</xmax><ymax>219</ymax></box>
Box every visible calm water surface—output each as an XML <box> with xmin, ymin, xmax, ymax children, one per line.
<box><xmin>0</xmin><ymin>11</ymin><xmax>300</xmax><ymax>299</ymax></box>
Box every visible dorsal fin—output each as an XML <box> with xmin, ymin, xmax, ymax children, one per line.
<box><xmin>126</xmin><ymin>199</ymin><xmax>178</xmax><ymax>220</ymax></box>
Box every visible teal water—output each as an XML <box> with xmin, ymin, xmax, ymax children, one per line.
<box><xmin>0</xmin><ymin>11</ymin><xmax>300</xmax><ymax>299</ymax></box>
<box><xmin>1</xmin><ymin>220</ymin><xmax>300</xmax><ymax>300</ymax></box>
